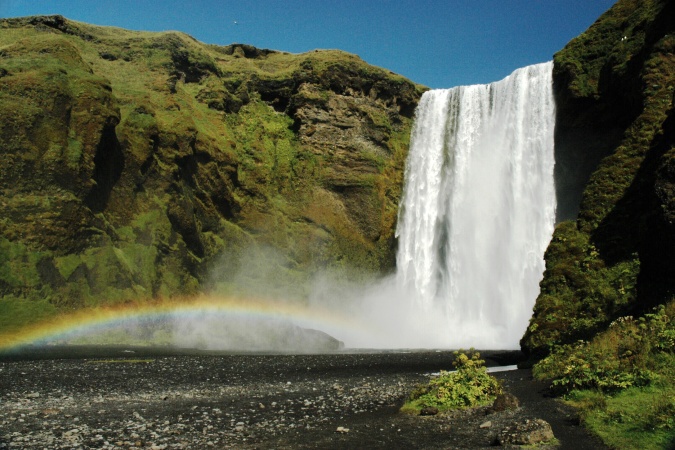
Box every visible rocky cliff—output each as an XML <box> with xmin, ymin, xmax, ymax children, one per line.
<box><xmin>522</xmin><ymin>0</ymin><xmax>675</xmax><ymax>358</ymax></box>
<box><xmin>3</xmin><ymin>3</ymin><xmax>673</xmax><ymax>354</ymax></box>
<box><xmin>0</xmin><ymin>15</ymin><xmax>424</xmax><ymax>332</ymax></box>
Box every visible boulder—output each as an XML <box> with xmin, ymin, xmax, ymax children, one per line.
<box><xmin>419</xmin><ymin>406</ymin><xmax>439</xmax><ymax>416</ymax></box>
<box><xmin>491</xmin><ymin>392</ymin><xmax>520</xmax><ymax>412</ymax></box>
<box><xmin>496</xmin><ymin>418</ymin><xmax>554</xmax><ymax>446</ymax></box>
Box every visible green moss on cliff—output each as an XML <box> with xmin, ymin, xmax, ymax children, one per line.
<box><xmin>522</xmin><ymin>0</ymin><xmax>675</xmax><ymax>360</ymax></box>
<box><xmin>553</xmin><ymin>0</ymin><xmax>666</xmax><ymax>101</ymax></box>
<box><xmin>0</xmin><ymin>14</ymin><xmax>424</xmax><ymax>332</ymax></box>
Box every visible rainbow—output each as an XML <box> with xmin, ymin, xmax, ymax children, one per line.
<box><xmin>0</xmin><ymin>295</ymin><xmax>383</xmax><ymax>351</ymax></box>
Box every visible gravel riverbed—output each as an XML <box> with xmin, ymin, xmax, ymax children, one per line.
<box><xmin>0</xmin><ymin>347</ymin><xmax>606</xmax><ymax>449</ymax></box>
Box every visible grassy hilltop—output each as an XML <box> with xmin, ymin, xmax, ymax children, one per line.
<box><xmin>0</xmin><ymin>15</ymin><xmax>425</xmax><ymax>334</ymax></box>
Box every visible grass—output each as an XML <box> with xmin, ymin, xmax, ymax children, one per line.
<box><xmin>566</xmin><ymin>359</ymin><xmax>675</xmax><ymax>449</ymax></box>
<box><xmin>0</xmin><ymin>296</ymin><xmax>58</xmax><ymax>337</ymax></box>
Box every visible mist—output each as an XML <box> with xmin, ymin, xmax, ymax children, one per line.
<box><xmin>21</xmin><ymin>62</ymin><xmax>557</xmax><ymax>353</ymax></box>
<box><xmin>165</xmin><ymin>63</ymin><xmax>556</xmax><ymax>352</ymax></box>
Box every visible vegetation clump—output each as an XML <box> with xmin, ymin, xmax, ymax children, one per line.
<box><xmin>401</xmin><ymin>350</ymin><xmax>502</xmax><ymax>414</ymax></box>
<box><xmin>534</xmin><ymin>302</ymin><xmax>673</xmax><ymax>393</ymax></box>
<box><xmin>532</xmin><ymin>301</ymin><xmax>675</xmax><ymax>449</ymax></box>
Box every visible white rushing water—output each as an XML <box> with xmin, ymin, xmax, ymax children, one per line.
<box><xmin>393</xmin><ymin>61</ymin><xmax>556</xmax><ymax>349</ymax></box>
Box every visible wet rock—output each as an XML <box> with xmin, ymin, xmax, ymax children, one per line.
<box><xmin>419</xmin><ymin>406</ymin><xmax>439</xmax><ymax>416</ymax></box>
<box><xmin>491</xmin><ymin>392</ymin><xmax>520</xmax><ymax>412</ymax></box>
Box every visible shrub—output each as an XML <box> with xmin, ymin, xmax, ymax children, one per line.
<box><xmin>401</xmin><ymin>349</ymin><xmax>502</xmax><ymax>413</ymax></box>
<box><xmin>533</xmin><ymin>303</ymin><xmax>673</xmax><ymax>394</ymax></box>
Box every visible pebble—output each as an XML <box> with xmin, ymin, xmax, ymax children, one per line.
<box><xmin>0</xmin><ymin>350</ymin><xmax>533</xmax><ymax>448</ymax></box>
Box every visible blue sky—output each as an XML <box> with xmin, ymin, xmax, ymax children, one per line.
<box><xmin>0</xmin><ymin>0</ymin><xmax>617</xmax><ymax>88</ymax></box>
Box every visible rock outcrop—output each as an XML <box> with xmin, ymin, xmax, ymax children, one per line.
<box><xmin>491</xmin><ymin>393</ymin><xmax>520</xmax><ymax>413</ymax></box>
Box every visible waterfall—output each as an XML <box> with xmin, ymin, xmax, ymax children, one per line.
<box><xmin>395</xmin><ymin>62</ymin><xmax>556</xmax><ymax>349</ymax></box>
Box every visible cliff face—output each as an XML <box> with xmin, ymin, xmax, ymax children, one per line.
<box><xmin>0</xmin><ymin>16</ymin><xmax>424</xmax><ymax>331</ymax></box>
<box><xmin>522</xmin><ymin>0</ymin><xmax>675</xmax><ymax>357</ymax></box>
<box><xmin>4</xmin><ymin>5</ymin><xmax>672</xmax><ymax>351</ymax></box>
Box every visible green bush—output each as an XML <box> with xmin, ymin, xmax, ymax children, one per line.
<box><xmin>401</xmin><ymin>349</ymin><xmax>502</xmax><ymax>414</ymax></box>
<box><xmin>533</xmin><ymin>302</ymin><xmax>675</xmax><ymax>449</ymax></box>
<box><xmin>533</xmin><ymin>303</ymin><xmax>674</xmax><ymax>394</ymax></box>
<box><xmin>536</xmin><ymin>341</ymin><xmax>654</xmax><ymax>394</ymax></box>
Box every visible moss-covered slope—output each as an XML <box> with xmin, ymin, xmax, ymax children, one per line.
<box><xmin>522</xmin><ymin>0</ymin><xmax>675</xmax><ymax>358</ymax></box>
<box><xmin>0</xmin><ymin>15</ymin><xmax>425</xmax><ymax>332</ymax></box>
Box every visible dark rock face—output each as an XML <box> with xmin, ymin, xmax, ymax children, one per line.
<box><xmin>84</xmin><ymin>123</ymin><xmax>125</xmax><ymax>213</ymax></box>
<box><xmin>522</xmin><ymin>0</ymin><xmax>675</xmax><ymax>358</ymax></box>
<box><xmin>639</xmin><ymin>94</ymin><xmax>675</xmax><ymax>308</ymax></box>
<box><xmin>0</xmin><ymin>15</ymin><xmax>424</xmax><ymax>326</ymax></box>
